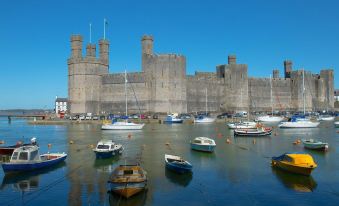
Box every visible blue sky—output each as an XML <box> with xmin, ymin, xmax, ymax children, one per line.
<box><xmin>0</xmin><ymin>0</ymin><xmax>338</xmax><ymax>109</ymax></box>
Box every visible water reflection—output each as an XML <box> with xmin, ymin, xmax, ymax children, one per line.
<box><xmin>272</xmin><ymin>167</ymin><xmax>317</xmax><ymax>192</ymax></box>
<box><xmin>165</xmin><ymin>168</ymin><xmax>193</xmax><ymax>187</ymax></box>
<box><xmin>93</xmin><ymin>156</ymin><xmax>120</xmax><ymax>174</ymax></box>
<box><xmin>0</xmin><ymin>162</ymin><xmax>66</xmax><ymax>192</ymax></box>
<box><xmin>108</xmin><ymin>190</ymin><xmax>147</xmax><ymax>206</ymax></box>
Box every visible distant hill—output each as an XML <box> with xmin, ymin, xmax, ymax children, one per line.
<box><xmin>0</xmin><ymin>109</ymin><xmax>54</xmax><ymax>115</ymax></box>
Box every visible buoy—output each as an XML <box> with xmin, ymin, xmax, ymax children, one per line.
<box><xmin>226</xmin><ymin>138</ymin><xmax>231</xmax><ymax>144</ymax></box>
<box><xmin>165</xmin><ymin>142</ymin><xmax>170</xmax><ymax>146</ymax></box>
<box><xmin>217</xmin><ymin>133</ymin><xmax>222</xmax><ymax>138</ymax></box>
<box><xmin>16</xmin><ymin>141</ymin><xmax>23</xmax><ymax>146</ymax></box>
<box><xmin>48</xmin><ymin>143</ymin><xmax>52</xmax><ymax>148</ymax></box>
<box><xmin>253</xmin><ymin>139</ymin><xmax>256</xmax><ymax>144</ymax></box>
<box><xmin>128</xmin><ymin>134</ymin><xmax>132</xmax><ymax>139</ymax></box>
<box><xmin>297</xmin><ymin>139</ymin><xmax>301</xmax><ymax>144</ymax></box>
<box><xmin>69</xmin><ymin>140</ymin><xmax>74</xmax><ymax>144</ymax></box>
<box><xmin>0</xmin><ymin>140</ymin><xmax>4</xmax><ymax>144</ymax></box>
<box><xmin>88</xmin><ymin>144</ymin><xmax>94</xmax><ymax>149</ymax></box>
<box><xmin>274</xmin><ymin>132</ymin><xmax>277</xmax><ymax>136</ymax></box>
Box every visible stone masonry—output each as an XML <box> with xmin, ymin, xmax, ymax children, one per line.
<box><xmin>68</xmin><ymin>34</ymin><xmax>334</xmax><ymax>114</ymax></box>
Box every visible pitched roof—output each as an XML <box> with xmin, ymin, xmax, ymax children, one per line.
<box><xmin>55</xmin><ymin>98</ymin><xmax>68</xmax><ymax>102</ymax></box>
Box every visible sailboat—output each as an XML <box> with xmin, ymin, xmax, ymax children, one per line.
<box><xmin>194</xmin><ymin>88</ymin><xmax>215</xmax><ymax>123</ymax></box>
<box><xmin>279</xmin><ymin>69</ymin><xmax>320</xmax><ymax>128</ymax></box>
<box><xmin>101</xmin><ymin>71</ymin><xmax>145</xmax><ymax>130</ymax></box>
<box><xmin>257</xmin><ymin>76</ymin><xmax>284</xmax><ymax>122</ymax></box>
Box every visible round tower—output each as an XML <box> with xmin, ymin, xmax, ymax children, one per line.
<box><xmin>141</xmin><ymin>35</ymin><xmax>153</xmax><ymax>55</ymax></box>
<box><xmin>228</xmin><ymin>55</ymin><xmax>236</xmax><ymax>65</ymax></box>
<box><xmin>70</xmin><ymin>35</ymin><xmax>83</xmax><ymax>59</ymax></box>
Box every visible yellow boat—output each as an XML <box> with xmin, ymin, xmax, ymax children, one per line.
<box><xmin>271</xmin><ymin>153</ymin><xmax>317</xmax><ymax>176</ymax></box>
<box><xmin>108</xmin><ymin>164</ymin><xmax>147</xmax><ymax>198</ymax></box>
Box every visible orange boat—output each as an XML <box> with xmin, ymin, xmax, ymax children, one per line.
<box><xmin>271</xmin><ymin>153</ymin><xmax>317</xmax><ymax>176</ymax></box>
<box><xmin>108</xmin><ymin>164</ymin><xmax>147</xmax><ymax>198</ymax></box>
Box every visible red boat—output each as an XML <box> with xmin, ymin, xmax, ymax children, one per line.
<box><xmin>0</xmin><ymin>138</ymin><xmax>38</xmax><ymax>156</ymax></box>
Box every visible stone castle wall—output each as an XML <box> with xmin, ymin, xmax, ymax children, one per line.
<box><xmin>68</xmin><ymin>34</ymin><xmax>335</xmax><ymax>115</ymax></box>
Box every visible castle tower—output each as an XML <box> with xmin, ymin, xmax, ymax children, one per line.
<box><xmin>228</xmin><ymin>55</ymin><xmax>236</xmax><ymax>65</ymax></box>
<box><xmin>320</xmin><ymin>69</ymin><xmax>334</xmax><ymax>109</ymax></box>
<box><xmin>68</xmin><ymin>35</ymin><xmax>109</xmax><ymax>114</ymax></box>
<box><xmin>284</xmin><ymin>60</ymin><xmax>292</xmax><ymax>78</ymax></box>
<box><xmin>71</xmin><ymin>35</ymin><xmax>83</xmax><ymax>59</ymax></box>
<box><xmin>273</xmin><ymin>69</ymin><xmax>280</xmax><ymax>78</ymax></box>
<box><xmin>141</xmin><ymin>35</ymin><xmax>153</xmax><ymax>55</ymax></box>
<box><xmin>99</xmin><ymin>39</ymin><xmax>109</xmax><ymax>66</ymax></box>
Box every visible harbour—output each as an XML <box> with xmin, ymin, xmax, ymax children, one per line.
<box><xmin>1</xmin><ymin>117</ymin><xmax>339</xmax><ymax>205</ymax></box>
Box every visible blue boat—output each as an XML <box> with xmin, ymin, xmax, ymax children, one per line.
<box><xmin>93</xmin><ymin>139</ymin><xmax>123</xmax><ymax>158</ymax></box>
<box><xmin>190</xmin><ymin>137</ymin><xmax>216</xmax><ymax>152</ymax></box>
<box><xmin>1</xmin><ymin>145</ymin><xmax>67</xmax><ymax>173</ymax></box>
<box><xmin>165</xmin><ymin>154</ymin><xmax>192</xmax><ymax>173</ymax></box>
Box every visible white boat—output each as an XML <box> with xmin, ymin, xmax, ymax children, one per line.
<box><xmin>256</xmin><ymin>76</ymin><xmax>284</xmax><ymax>123</ymax></box>
<box><xmin>194</xmin><ymin>88</ymin><xmax>215</xmax><ymax>123</ymax></box>
<box><xmin>227</xmin><ymin>121</ymin><xmax>257</xmax><ymax>129</ymax></box>
<box><xmin>190</xmin><ymin>137</ymin><xmax>216</xmax><ymax>152</ymax></box>
<box><xmin>279</xmin><ymin>117</ymin><xmax>320</xmax><ymax>128</ymax></box>
<box><xmin>335</xmin><ymin>121</ymin><xmax>339</xmax><ymax>128</ymax></box>
<box><xmin>101</xmin><ymin>71</ymin><xmax>144</xmax><ymax>130</ymax></box>
<box><xmin>93</xmin><ymin>139</ymin><xmax>123</xmax><ymax>158</ymax></box>
<box><xmin>319</xmin><ymin>115</ymin><xmax>335</xmax><ymax>121</ymax></box>
<box><xmin>302</xmin><ymin>139</ymin><xmax>328</xmax><ymax>151</ymax></box>
<box><xmin>163</xmin><ymin>113</ymin><xmax>183</xmax><ymax>123</ymax></box>
<box><xmin>256</xmin><ymin>115</ymin><xmax>284</xmax><ymax>122</ymax></box>
<box><xmin>278</xmin><ymin>70</ymin><xmax>319</xmax><ymax>128</ymax></box>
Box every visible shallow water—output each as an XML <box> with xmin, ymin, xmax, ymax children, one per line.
<box><xmin>0</xmin><ymin>118</ymin><xmax>339</xmax><ymax>205</ymax></box>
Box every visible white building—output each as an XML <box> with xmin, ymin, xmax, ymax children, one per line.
<box><xmin>55</xmin><ymin>97</ymin><xmax>68</xmax><ymax>114</ymax></box>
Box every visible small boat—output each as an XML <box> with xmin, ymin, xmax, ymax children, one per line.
<box><xmin>335</xmin><ymin>121</ymin><xmax>339</xmax><ymax>128</ymax></box>
<box><xmin>163</xmin><ymin>113</ymin><xmax>183</xmax><ymax>124</ymax></box>
<box><xmin>278</xmin><ymin>116</ymin><xmax>320</xmax><ymax>128</ymax></box>
<box><xmin>1</xmin><ymin>145</ymin><xmax>67</xmax><ymax>173</ymax></box>
<box><xmin>318</xmin><ymin>115</ymin><xmax>335</xmax><ymax>121</ymax></box>
<box><xmin>0</xmin><ymin>137</ymin><xmax>38</xmax><ymax>156</ymax></box>
<box><xmin>108</xmin><ymin>164</ymin><xmax>147</xmax><ymax>198</ymax></box>
<box><xmin>165</xmin><ymin>154</ymin><xmax>192</xmax><ymax>173</ymax></box>
<box><xmin>190</xmin><ymin>137</ymin><xmax>216</xmax><ymax>152</ymax></box>
<box><xmin>102</xmin><ymin>121</ymin><xmax>144</xmax><ymax>130</ymax></box>
<box><xmin>234</xmin><ymin>127</ymin><xmax>272</xmax><ymax>137</ymax></box>
<box><xmin>194</xmin><ymin>115</ymin><xmax>216</xmax><ymax>123</ymax></box>
<box><xmin>256</xmin><ymin>115</ymin><xmax>284</xmax><ymax>123</ymax></box>
<box><xmin>93</xmin><ymin>139</ymin><xmax>123</xmax><ymax>158</ymax></box>
<box><xmin>302</xmin><ymin>139</ymin><xmax>328</xmax><ymax>151</ymax></box>
<box><xmin>271</xmin><ymin>153</ymin><xmax>317</xmax><ymax>176</ymax></box>
<box><xmin>227</xmin><ymin>121</ymin><xmax>257</xmax><ymax>129</ymax></box>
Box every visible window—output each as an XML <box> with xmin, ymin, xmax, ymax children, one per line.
<box><xmin>124</xmin><ymin>170</ymin><xmax>134</xmax><ymax>175</ymax></box>
<box><xmin>12</xmin><ymin>152</ymin><xmax>18</xmax><ymax>160</ymax></box>
<box><xmin>97</xmin><ymin>145</ymin><xmax>109</xmax><ymax>149</ymax></box>
<box><xmin>30</xmin><ymin>150</ymin><xmax>38</xmax><ymax>160</ymax></box>
<box><xmin>19</xmin><ymin>152</ymin><xmax>28</xmax><ymax>160</ymax></box>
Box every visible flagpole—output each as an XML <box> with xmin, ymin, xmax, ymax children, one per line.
<box><xmin>89</xmin><ymin>23</ymin><xmax>92</xmax><ymax>43</ymax></box>
<box><xmin>103</xmin><ymin>18</ymin><xmax>106</xmax><ymax>40</ymax></box>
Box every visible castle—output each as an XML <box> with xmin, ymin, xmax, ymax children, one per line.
<box><xmin>68</xmin><ymin>35</ymin><xmax>334</xmax><ymax>115</ymax></box>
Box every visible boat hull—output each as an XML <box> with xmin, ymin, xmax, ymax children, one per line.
<box><xmin>94</xmin><ymin>148</ymin><xmax>123</xmax><ymax>158</ymax></box>
<box><xmin>272</xmin><ymin>160</ymin><xmax>315</xmax><ymax>176</ymax></box>
<box><xmin>234</xmin><ymin>129</ymin><xmax>272</xmax><ymax>137</ymax></box>
<box><xmin>2</xmin><ymin>154</ymin><xmax>67</xmax><ymax>172</ymax></box>
<box><xmin>101</xmin><ymin>123</ymin><xmax>144</xmax><ymax>130</ymax></box>
<box><xmin>190</xmin><ymin>143</ymin><xmax>216</xmax><ymax>152</ymax></box>
<box><xmin>194</xmin><ymin>117</ymin><xmax>215</xmax><ymax>123</ymax></box>
<box><xmin>110</xmin><ymin>181</ymin><xmax>147</xmax><ymax>198</ymax></box>
<box><xmin>303</xmin><ymin>142</ymin><xmax>328</xmax><ymax>151</ymax></box>
<box><xmin>257</xmin><ymin>116</ymin><xmax>284</xmax><ymax>122</ymax></box>
<box><xmin>335</xmin><ymin>122</ymin><xmax>339</xmax><ymax>128</ymax></box>
<box><xmin>165</xmin><ymin>162</ymin><xmax>192</xmax><ymax>173</ymax></box>
<box><xmin>279</xmin><ymin>121</ymin><xmax>320</xmax><ymax>128</ymax></box>
<box><xmin>163</xmin><ymin>119</ymin><xmax>183</xmax><ymax>124</ymax></box>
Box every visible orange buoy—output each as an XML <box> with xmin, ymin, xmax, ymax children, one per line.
<box><xmin>128</xmin><ymin>134</ymin><xmax>132</xmax><ymax>139</ymax></box>
<box><xmin>48</xmin><ymin>143</ymin><xmax>52</xmax><ymax>148</ymax></box>
<box><xmin>226</xmin><ymin>138</ymin><xmax>231</xmax><ymax>144</ymax></box>
<box><xmin>253</xmin><ymin>139</ymin><xmax>256</xmax><ymax>144</ymax></box>
<box><xmin>0</xmin><ymin>140</ymin><xmax>4</xmax><ymax>145</ymax></box>
<box><xmin>297</xmin><ymin>139</ymin><xmax>301</xmax><ymax>144</ymax></box>
<box><xmin>217</xmin><ymin>133</ymin><xmax>223</xmax><ymax>138</ymax></box>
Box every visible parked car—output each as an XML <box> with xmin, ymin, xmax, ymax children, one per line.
<box><xmin>92</xmin><ymin>116</ymin><xmax>99</xmax><ymax>120</ymax></box>
<box><xmin>85</xmin><ymin>116</ymin><xmax>92</xmax><ymax>120</ymax></box>
<box><xmin>217</xmin><ymin>112</ymin><xmax>232</xmax><ymax>119</ymax></box>
<box><xmin>153</xmin><ymin>113</ymin><xmax>159</xmax><ymax>119</ymax></box>
<box><xmin>79</xmin><ymin>115</ymin><xmax>85</xmax><ymax>120</ymax></box>
<box><xmin>179</xmin><ymin>113</ymin><xmax>191</xmax><ymax>119</ymax></box>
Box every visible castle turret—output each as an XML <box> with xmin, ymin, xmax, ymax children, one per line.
<box><xmin>99</xmin><ymin>39</ymin><xmax>109</xmax><ymax>65</ymax></box>
<box><xmin>284</xmin><ymin>60</ymin><xmax>292</xmax><ymax>78</ymax></box>
<box><xmin>141</xmin><ymin>35</ymin><xmax>153</xmax><ymax>55</ymax></box>
<box><xmin>228</xmin><ymin>55</ymin><xmax>236</xmax><ymax>65</ymax></box>
<box><xmin>86</xmin><ymin>43</ymin><xmax>96</xmax><ymax>57</ymax></box>
<box><xmin>273</xmin><ymin>69</ymin><xmax>280</xmax><ymax>78</ymax></box>
<box><xmin>70</xmin><ymin>35</ymin><xmax>83</xmax><ymax>59</ymax></box>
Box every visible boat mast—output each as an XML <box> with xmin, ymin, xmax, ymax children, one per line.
<box><xmin>270</xmin><ymin>75</ymin><xmax>273</xmax><ymax>116</ymax></box>
<box><xmin>303</xmin><ymin>69</ymin><xmax>305</xmax><ymax>115</ymax></box>
<box><xmin>125</xmin><ymin>70</ymin><xmax>128</xmax><ymax>120</ymax></box>
<box><xmin>205</xmin><ymin>88</ymin><xmax>207</xmax><ymax>115</ymax></box>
